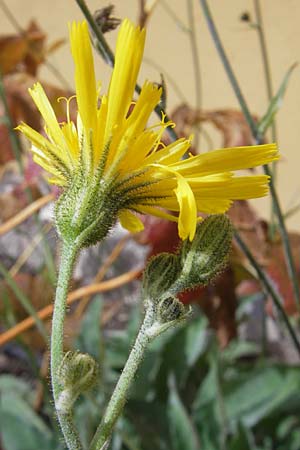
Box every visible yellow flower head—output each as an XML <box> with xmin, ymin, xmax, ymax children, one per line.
<box><xmin>17</xmin><ymin>20</ymin><xmax>278</xmax><ymax>243</ymax></box>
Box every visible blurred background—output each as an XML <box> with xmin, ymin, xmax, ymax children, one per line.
<box><xmin>1</xmin><ymin>1</ymin><xmax>300</xmax><ymax>450</ymax></box>
<box><xmin>2</xmin><ymin>0</ymin><xmax>300</xmax><ymax>228</ymax></box>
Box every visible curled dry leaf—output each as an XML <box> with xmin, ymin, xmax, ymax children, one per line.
<box><xmin>0</xmin><ymin>20</ymin><xmax>65</xmax><ymax>76</ymax></box>
<box><xmin>266</xmin><ymin>232</ymin><xmax>300</xmax><ymax>316</ymax></box>
<box><xmin>171</xmin><ymin>104</ymin><xmax>263</xmax><ymax>149</ymax></box>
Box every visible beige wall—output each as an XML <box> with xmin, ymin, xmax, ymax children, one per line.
<box><xmin>2</xmin><ymin>1</ymin><xmax>300</xmax><ymax>230</ymax></box>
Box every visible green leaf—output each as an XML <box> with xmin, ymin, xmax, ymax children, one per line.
<box><xmin>114</xmin><ymin>417</ymin><xmax>142</xmax><ymax>450</ymax></box>
<box><xmin>183</xmin><ymin>315</ymin><xmax>209</xmax><ymax>368</ymax></box>
<box><xmin>224</xmin><ymin>367</ymin><xmax>300</xmax><ymax>427</ymax></box>
<box><xmin>0</xmin><ymin>375</ymin><xmax>34</xmax><ymax>404</ymax></box>
<box><xmin>228</xmin><ymin>423</ymin><xmax>256</xmax><ymax>450</ymax></box>
<box><xmin>257</xmin><ymin>63</ymin><xmax>298</xmax><ymax>137</ymax></box>
<box><xmin>168</xmin><ymin>376</ymin><xmax>200</xmax><ymax>450</ymax></box>
<box><xmin>74</xmin><ymin>395</ymin><xmax>102</xmax><ymax>448</ymax></box>
<box><xmin>0</xmin><ymin>392</ymin><xmax>56</xmax><ymax>450</ymax></box>
<box><xmin>152</xmin><ymin>315</ymin><xmax>209</xmax><ymax>401</ymax></box>
<box><xmin>125</xmin><ymin>400</ymin><xmax>170</xmax><ymax>450</ymax></box>
<box><xmin>221</xmin><ymin>340</ymin><xmax>260</xmax><ymax>362</ymax></box>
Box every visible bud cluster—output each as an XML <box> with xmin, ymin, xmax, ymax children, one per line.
<box><xmin>142</xmin><ymin>215</ymin><xmax>233</xmax><ymax>325</ymax></box>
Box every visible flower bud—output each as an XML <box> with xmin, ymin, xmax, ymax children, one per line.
<box><xmin>142</xmin><ymin>253</ymin><xmax>182</xmax><ymax>301</ymax></box>
<box><xmin>171</xmin><ymin>214</ymin><xmax>233</xmax><ymax>293</ymax></box>
<box><xmin>157</xmin><ymin>295</ymin><xmax>186</xmax><ymax>323</ymax></box>
<box><xmin>57</xmin><ymin>351</ymin><xmax>99</xmax><ymax>411</ymax></box>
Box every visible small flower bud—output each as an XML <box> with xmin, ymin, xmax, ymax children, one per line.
<box><xmin>57</xmin><ymin>351</ymin><xmax>99</xmax><ymax>412</ymax></box>
<box><xmin>172</xmin><ymin>214</ymin><xmax>233</xmax><ymax>293</ymax></box>
<box><xmin>142</xmin><ymin>253</ymin><xmax>182</xmax><ymax>301</ymax></box>
<box><xmin>157</xmin><ymin>295</ymin><xmax>186</xmax><ymax>323</ymax></box>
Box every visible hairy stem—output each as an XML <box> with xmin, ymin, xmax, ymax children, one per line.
<box><xmin>51</xmin><ymin>242</ymin><xmax>83</xmax><ymax>450</ymax></box>
<box><xmin>89</xmin><ymin>306</ymin><xmax>155</xmax><ymax>450</ymax></box>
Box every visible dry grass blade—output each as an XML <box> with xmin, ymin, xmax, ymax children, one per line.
<box><xmin>0</xmin><ymin>268</ymin><xmax>142</xmax><ymax>346</ymax></box>
<box><xmin>9</xmin><ymin>222</ymin><xmax>53</xmax><ymax>277</ymax></box>
<box><xmin>0</xmin><ymin>193</ymin><xmax>54</xmax><ymax>235</ymax></box>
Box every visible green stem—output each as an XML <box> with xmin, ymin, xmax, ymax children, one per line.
<box><xmin>199</xmin><ymin>0</ymin><xmax>300</xmax><ymax>312</ymax></box>
<box><xmin>234</xmin><ymin>229</ymin><xmax>300</xmax><ymax>356</ymax></box>
<box><xmin>51</xmin><ymin>241</ymin><xmax>83</xmax><ymax>450</ymax></box>
<box><xmin>89</xmin><ymin>306</ymin><xmax>155</xmax><ymax>450</ymax></box>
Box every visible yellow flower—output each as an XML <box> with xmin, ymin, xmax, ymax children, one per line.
<box><xmin>17</xmin><ymin>20</ymin><xmax>278</xmax><ymax>242</ymax></box>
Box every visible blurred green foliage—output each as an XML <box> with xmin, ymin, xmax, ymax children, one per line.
<box><xmin>1</xmin><ymin>296</ymin><xmax>300</xmax><ymax>450</ymax></box>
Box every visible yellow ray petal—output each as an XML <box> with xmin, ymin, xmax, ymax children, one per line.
<box><xmin>123</xmin><ymin>81</ymin><xmax>161</xmax><ymax>141</ymax></box>
<box><xmin>61</xmin><ymin>122</ymin><xmax>79</xmax><ymax>160</ymax></box>
<box><xmin>105</xmin><ymin>20</ymin><xmax>145</xmax><ymax>139</ymax></box>
<box><xmin>144</xmin><ymin>138</ymin><xmax>191</xmax><ymax>166</ymax></box>
<box><xmin>118</xmin><ymin>130</ymin><xmax>158</xmax><ymax>174</ymax></box>
<box><xmin>150</xmin><ymin>164</ymin><xmax>197</xmax><ymax>240</ymax></box>
<box><xmin>170</xmin><ymin>143</ymin><xmax>279</xmax><ymax>176</ymax></box>
<box><xmin>195</xmin><ymin>198</ymin><xmax>232</xmax><ymax>214</ymax></box>
<box><xmin>93</xmin><ymin>96</ymin><xmax>108</xmax><ymax>166</ymax></box>
<box><xmin>174</xmin><ymin>176</ymin><xmax>197</xmax><ymax>241</ymax></box>
<box><xmin>28</xmin><ymin>83</ymin><xmax>67</xmax><ymax>152</ymax></box>
<box><xmin>118</xmin><ymin>210</ymin><xmax>144</xmax><ymax>233</ymax></box>
<box><xmin>191</xmin><ymin>175</ymin><xmax>270</xmax><ymax>199</ymax></box>
<box><xmin>134</xmin><ymin>205</ymin><xmax>179</xmax><ymax>223</ymax></box>
<box><xmin>16</xmin><ymin>122</ymin><xmax>70</xmax><ymax>171</ymax></box>
<box><xmin>33</xmin><ymin>154</ymin><xmax>67</xmax><ymax>184</ymax></box>
<box><xmin>69</xmin><ymin>21</ymin><xmax>97</xmax><ymax>133</ymax></box>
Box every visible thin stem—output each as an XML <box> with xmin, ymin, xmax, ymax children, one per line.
<box><xmin>264</xmin><ymin>164</ymin><xmax>300</xmax><ymax>310</ymax></box>
<box><xmin>187</xmin><ymin>0</ymin><xmax>202</xmax><ymax>150</ymax></box>
<box><xmin>51</xmin><ymin>241</ymin><xmax>83</xmax><ymax>450</ymax></box>
<box><xmin>253</xmin><ymin>0</ymin><xmax>277</xmax><ymax>146</ymax></box>
<box><xmin>89</xmin><ymin>307</ymin><xmax>155</xmax><ymax>450</ymax></box>
<box><xmin>253</xmin><ymin>0</ymin><xmax>278</xmax><ymax>236</ymax></box>
<box><xmin>160</xmin><ymin>0</ymin><xmax>190</xmax><ymax>33</ymax></box>
<box><xmin>0</xmin><ymin>0</ymin><xmax>22</xmax><ymax>32</ymax></box>
<box><xmin>199</xmin><ymin>0</ymin><xmax>300</xmax><ymax>312</ymax></box>
<box><xmin>75</xmin><ymin>0</ymin><xmax>178</xmax><ymax>143</ymax></box>
<box><xmin>234</xmin><ymin>230</ymin><xmax>300</xmax><ymax>356</ymax></box>
<box><xmin>199</xmin><ymin>0</ymin><xmax>257</xmax><ymax>136</ymax></box>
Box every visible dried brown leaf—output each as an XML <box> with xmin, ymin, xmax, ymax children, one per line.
<box><xmin>171</xmin><ymin>104</ymin><xmax>263</xmax><ymax>149</ymax></box>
